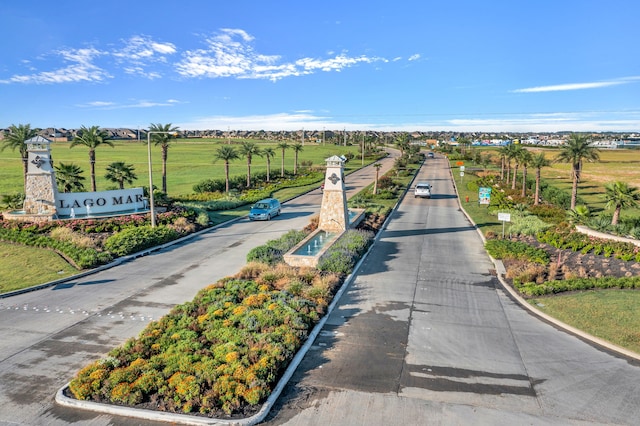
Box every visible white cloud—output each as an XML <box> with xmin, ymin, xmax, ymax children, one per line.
<box><xmin>113</xmin><ymin>36</ymin><xmax>177</xmax><ymax>78</ymax></box>
<box><xmin>76</xmin><ymin>99</ymin><xmax>179</xmax><ymax>110</ymax></box>
<box><xmin>85</xmin><ymin>101</ymin><xmax>115</xmax><ymax>107</ymax></box>
<box><xmin>2</xmin><ymin>28</ymin><xmax>392</xmax><ymax>85</ymax></box>
<box><xmin>513</xmin><ymin>77</ymin><xmax>640</xmax><ymax>93</ymax></box>
<box><xmin>1</xmin><ymin>47</ymin><xmax>110</xmax><ymax>84</ymax></box>
<box><xmin>177</xmin><ymin>110</ymin><xmax>640</xmax><ymax>133</ymax></box>
<box><xmin>177</xmin><ymin>112</ymin><xmax>376</xmax><ymax>131</ymax></box>
<box><xmin>408</xmin><ymin>54</ymin><xmax>421</xmax><ymax>61</ymax></box>
<box><xmin>175</xmin><ymin>29</ymin><xmax>388</xmax><ymax>81</ymax></box>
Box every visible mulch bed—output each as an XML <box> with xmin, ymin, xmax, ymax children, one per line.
<box><xmin>502</xmin><ymin>235</ymin><xmax>640</xmax><ymax>284</ymax></box>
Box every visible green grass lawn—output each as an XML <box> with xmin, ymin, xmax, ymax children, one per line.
<box><xmin>477</xmin><ymin>146</ymin><xmax>640</xmax><ymax>215</ymax></box>
<box><xmin>0</xmin><ymin>138</ymin><xmax>363</xmax><ymax>198</ymax></box>
<box><xmin>529</xmin><ymin>291</ymin><xmax>640</xmax><ymax>354</ymax></box>
<box><xmin>0</xmin><ymin>242</ymin><xmax>77</xmax><ymax>293</ymax></box>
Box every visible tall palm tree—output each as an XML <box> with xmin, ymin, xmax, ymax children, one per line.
<box><xmin>502</xmin><ymin>143</ymin><xmax>519</xmax><ymax>184</ymax></box>
<box><xmin>214</xmin><ymin>145</ymin><xmax>239</xmax><ymax>193</ymax></box>
<box><xmin>604</xmin><ymin>181</ymin><xmax>640</xmax><ymax>225</ymax></box>
<box><xmin>555</xmin><ymin>133</ymin><xmax>600</xmax><ymax>210</ymax></box>
<box><xmin>291</xmin><ymin>142</ymin><xmax>303</xmax><ymax>175</ymax></box>
<box><xmin>518</xmin><ymin>149</ymin><xmax>533</xmax><ymax>198</ymax></box>
<box><xmin>457</xmin><ymin>137</ymin><xmax>471</xmax><ymax>156</ymax></box>
<box><xmin>508</xmin><ymin>145</ymin><xmax>523</xmax><ymax>190</ymax></box>
<box><xmin>372</xmin><ymin>163</ymin><xmax>382</xmax><ymax>195</ymax></box>
<box><xmin>395</xmin><ymin>133</ymin><xmax>410</xmax><ymax>156</ymax></box>
<box><xmin>148</xmin><ymin>123</ymin><xmax>179</xmax><ymax>193</ymax></box>
<box><xmin>54</xmin><ymin>162</ymin><xmax>86</xmax><ymax>193</ymax></box>
<box><xmin>277</xmin><ymin>142</ymin><xmax>289</xmax><ymax>178</ymax></box>
<box><xmin>70</xmin><ymin>125</ymin><xmax>114</xmax><ymax>192</ymax></box>
<box><xmin>105</xmin><ymin>161</ymin><xmax>137</xmax><ymax>189</ymax></box>
<box><xmin>1</xmin><ymin>123</ymin><xmax>38</xmax><ymax>190</ymax></box>
<box><xmin>239</xmin><ymin>141</ymin><xmax>262</xmax><ymax>188</ymax></box>
<box><xmin>530</xmin><ymin>152</ymin><xmax>551</xmax><ymax>205</ymax></box>
<box><xmin>262</xmin><ymin>147</ymin><xmax>276</xmax><ymax>182</ymax></box>
<box><xmin>497</xmin><ymin>145</ymin><xmax>510</xmax><ymax>181</ymax></box>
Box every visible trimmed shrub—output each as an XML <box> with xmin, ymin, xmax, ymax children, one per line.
<box><xmin>485</xmin><ymin>239</ymin><xmax>549</xmax><ymax>265</ymax></box>
<box><xmin>104</xmin><ymin>226</ymin><xmax>179</xmax><ymax>256</ymax></box>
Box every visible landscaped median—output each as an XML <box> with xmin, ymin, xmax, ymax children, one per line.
<box><xmin>55</xmin><ymin>156</ymin><xmax>421</xmax><ymax>424</ymax></box>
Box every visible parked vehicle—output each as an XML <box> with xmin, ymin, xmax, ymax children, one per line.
<box><xmin>414</xmin><ymin>182</ymin><xmax>432</xmax><ymax>198</ymax></box>
<box><xmin>249</xmin><ymin>198</ymin><xmax>281</xmax><ymax>220</ymax></box>
<box><xmin>427</xmin><ymin>152</ymin><xmax>435</xmax><ymax>158</ymax></box>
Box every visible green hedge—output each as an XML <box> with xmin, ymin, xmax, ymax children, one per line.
<box><xmin>317</xmin><ymin>229</ymin><xmax>374</xmax><ymax>274</ymax></box>
<box><xmin>246</xmin><ymin>230</ymin><xmax>308</xmax><ymax>265</ymax></box>
<box><xmin>104</xmin><ymin>226</ymin><xmax>179</xmax><ymax>257</ymax></box>
<box><xmin>485</xmin><ymin>239</ymin><xmax>549</xmax><ymax>265</ymax></box>
<box><xmin>514</xmin><ymin>276</ymin><xmax>640</xmax><ymax>297</ymax></box>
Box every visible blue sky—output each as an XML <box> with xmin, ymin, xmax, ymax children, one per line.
<box><xmin>2</xmin><ymin>0</ymin><xmax>639</xmax><ymax>133</ymax></box>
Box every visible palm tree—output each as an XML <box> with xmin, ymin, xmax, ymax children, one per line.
<box><xmin>70</xmin><ymin>125</ymin><xmax>114</xmax><ymax>191</ymax></box>
<box><xmin>1</xmin><ymin>123</ymin><xmax>38</xmax><ymax>190</ymax></box>
<box><xmin>239</xmin><ymin>141</ymin><xmax>262</xmax><ymax>188</ymax></box>
<box><xmin>277</xmin><ymin>142</ymin><xmax>289</xmax><ymax>178</ymax></box>
<box><xmin>105</xmin><ymin>161</ymin><xmax>137</xmax><ymax>189</ymax></box>
<box><xmin>509</xmin><ymin>144</ymin><xmax>524</xmax><ymax>190</ymax></box>
<box><xmin>291</xmin><ymin>142</ymin><xmax>303</xmax><ymax>175</ymax></box>
<box><xmin>214</xmin><ymin>145</ymin><xmax>239</xmax><ymax>193</ymax></box>
<box><xmin>518</xmin><ymin>149</ymin><xmax>533</xmax><ymax>198</ymax></box>
<box><xmin>604</xmin><ymin>181</ymin><xmax>640</xmax><ymax>225</ymax></box>
<box><xmin>530</xmin><ymin>152</ymin><xmax>551</xmax><ymax>205</ymax></box>
<box><xmin>54</xmin><ymin>162</ymin><xmax>86</xmax><ymax>193</ymax></box>
<box><xmin>567</xmin><ymin>205</ymin><xmax>591</xmax><ymax>225</ymax></box>
<box><xmin>395</xmin><ymin>133</ymin><xmax>410</xmax><ymax>156</ymax></box>
<box><xmin>372</xmin><ymin>163</ymin><xmax>382</xmax><ymax>195</ymax></box>
<box><xmin>262</xmin><ymin>147</ymin><xmax>275</xmax><ymax>182</ymax></box>
<box><xmin>458</xmin><ymin>137</ymin><xmax>471</xmax><ymax>156</ymax></box>
<box><xmin>497</xmin><ymin>145</ymin><xmax>510</xmax><ymax>181</ymax></box>
<box><xmin>555</xmin><ymin>133</ymin><xmax>600</xmax><ymax>210</ymax></box>
<box><xmin>148</xmin><ymin>123</ymin><xmax>179</xmax><ymax>193</ymax></box>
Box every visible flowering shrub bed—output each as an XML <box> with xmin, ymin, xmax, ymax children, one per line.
<box><xmin>69</xmin><ymin>266</ymin><xmax>342</xmax><ymax>416</ymax></box>
<box><xmin>0</xmin><ymin>209</ymin><xmax>198</xmax><ymax>270</ymax></box>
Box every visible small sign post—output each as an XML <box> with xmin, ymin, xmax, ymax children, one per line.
<box><xmin>498</xmin><ymin>212</ymin><xmax>511</xmax><ymax>238</ymax></box>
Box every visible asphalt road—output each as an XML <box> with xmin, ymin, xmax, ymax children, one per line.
<box><xmin>0</xmin><ymin>152</ymin><xmax>399</xmax><ymax>426</ymax></box>
<box><xmin>260</xmin><ymin>155</ymin><xmax>640</xmax><ymax>426</ymax></box>
<box><xmin>2</xmin><ymin>151</ymin><xmax>640</xmax><ymax>425</ymax></box>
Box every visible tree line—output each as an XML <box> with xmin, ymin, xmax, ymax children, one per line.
<box><xmin>1</xmin><ymin>123</ymin><xmax>312</xmax><ymax>197</ymax></box>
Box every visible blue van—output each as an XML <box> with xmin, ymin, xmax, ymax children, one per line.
<box><xmin>249</xmin><ymin>198</ymin><xmax>282</xmax><ymax>221</ymax></box>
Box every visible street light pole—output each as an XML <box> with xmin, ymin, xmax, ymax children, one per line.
<box><xmin>147</xmin><ymin>131</ymin><xmax>175</xmax><ymax>227</ymax></box>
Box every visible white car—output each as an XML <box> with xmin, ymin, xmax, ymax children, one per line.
<box><xmin>414</xmin><ymin>182</ymin><xmax>432</xmax><ymax>198</ymax></box>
